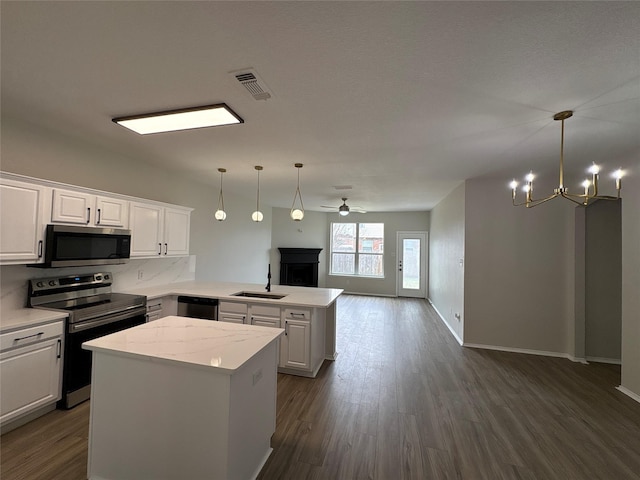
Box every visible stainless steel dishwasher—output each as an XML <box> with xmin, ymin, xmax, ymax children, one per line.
<box><xmin>177</xmin><ymin>296</ymin><xmax>218</xmax><ymax>320</ymax></box>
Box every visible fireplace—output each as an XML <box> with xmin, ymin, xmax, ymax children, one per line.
<box><xmin>278</xmin><ymin>248</ymin><xmax>322</xmax><ymax>287</ymax></box>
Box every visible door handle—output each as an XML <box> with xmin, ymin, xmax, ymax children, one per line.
<box><xmin>158</xmin><ymin>243</ymin><xmax>162</xmax><ymax>255</ymax></box>
<box><xmin>96</xmin><ymin>208</ymin><xmax>101</xmax><ymax>224</ymax></box>
<box><xmin>86</xmin><ymin>207</ymin><xmax>91</xmax><ymax>224</ymax></box>
<box><xmin>164</xmin><ymin>243</ymin><xmax>168</xmax><ymax>255</ymax></box>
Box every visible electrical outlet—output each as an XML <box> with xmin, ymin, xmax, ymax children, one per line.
<box><xmin>253</xmin><ymin>368</ymin><xmax>263</xmax><ymax>386</ymax></box>
<box><xmin>137</xmin><ymin>270</ymin><xmax>144</xmax><ymax>280</ymax></box>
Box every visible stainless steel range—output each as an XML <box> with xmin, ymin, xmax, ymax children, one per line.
<box><xmin>29</xmin><ymin>272</ymin><xmax>146</xmax><ymax>409</ymax></box>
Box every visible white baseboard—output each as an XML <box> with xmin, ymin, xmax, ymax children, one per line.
<box><xmin>342</xmin><ymin>291</ymin><xmax>396</xmax><ymax>297</ymax></box>
<box><xmin>616</xmin><ymin>385</ymin><xmax>640</xmax><ymax>404</ymax></box>
<box><xmin>585</xmin><ymin>356</ymin><xmax>622</xmax><ymax>365</ymax></box>
<box><xmin>463</xmin><ymin>342</ymin><xmax>577</xmax><ymax>361</ymax></box>
<box><xmin>428</xmin><ymin>299</ymin><xmax>463</xmax><ymax>346</ymax></box>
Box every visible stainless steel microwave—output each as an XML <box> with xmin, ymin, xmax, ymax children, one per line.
<box><xmin>39</xmin><ymin>225</ymin><xmax>131</xmax><ymax>268</ymax></box>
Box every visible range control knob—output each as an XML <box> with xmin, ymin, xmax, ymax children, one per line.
<box><xmin>103</xmin><ymin>274</ymin><xmax>110</xmax><ymax>280</ymax></box>
<box><xmin>36</xmin><ymin>281</ymin><xmax>44</xmax><ymax>288</ymax></box>
<box><xmin>48</xmin><ymin>280</ymin><xmax>56</xmax><ymax>286</ymax></box>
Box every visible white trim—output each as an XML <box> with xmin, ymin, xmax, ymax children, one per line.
<box><xmin>463</xmin><ymin>342</ymin><xmax>581</xmax><ymax>361</ymax></box>
<box><xmin>428</xmin><ymin>299</ymin><xmax>463</xmax><ymax>346</ymax></box>
<box><xmin>341</xmin><ymin>291</ymin><xmax>396</xmax><ymax>297</ymax></box>
<box><xmin>616</xmin><ymin>385</ymin><xmax>640</xmax><ymax>404</ymax></box>
<box><xmin>585</xmin><ymin>356</ymin><xmax>622</xmax><ymax>365</ymax></box>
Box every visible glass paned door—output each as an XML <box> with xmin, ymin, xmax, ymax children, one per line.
<box><xmin>397</xmin><ymin>232</ymin><xmax>427</xmax><ymax>298</ymax></box>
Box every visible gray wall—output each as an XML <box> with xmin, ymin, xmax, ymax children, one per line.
<box><xmin>428</xmin><ymin>182</ymin><xmax>465</xmax><ymax>342</ymax></box>
<box><xmin>585</xmin><ymin>199</ymin><xmax>622</xmax><ymax>362</ymax></box>
<box><xmin>621</xmin><ymin>161</ymin><xmax>640</xmax><ymax>398</ymax></box>
<box><xmin>325</xmin><ymin>211</ymin><xmax>430</xmax><ymax>297</ymax></box>
<box><xmin>463</xmin><ymin>173</ymin><xmax>577</xmax><ymax>355</ymax></box>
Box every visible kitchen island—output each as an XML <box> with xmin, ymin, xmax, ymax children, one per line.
<box><xmin>83</xmin><ymin>316</ymin><xmax>284</xmax><ymax>480</ymax></box>
<box><xmin>124</xmin><ymin>281</ymin><xmax>343</xmax><ymax>376</ymax></box>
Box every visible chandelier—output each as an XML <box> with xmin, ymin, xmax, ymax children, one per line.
<box><xmin>510</xmin><ymin>111</ymin><xmax>623</xmax><ymax>208</ymax></box>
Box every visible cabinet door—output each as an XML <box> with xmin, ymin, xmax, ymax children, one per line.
<box><xmin>95</xmin><ymin>196</ymin><xmax>129</xmax><ymax>228</ymax></box>
<box><xmin>0</xmin><ymin>179</ymin><xmax>46</xmax><ymax>263</ymax></box>
<box><xmin>163</xmin><ymin>207</ymin><xmax>190</xmax><ymax>256</ymax></box>
<box><xmin>129</xmin><ymin>202</ymin><xmax>163</xmax><ymax>257</ymax></box>
<box><xmin>0</xmin><ymin>337</ymin><xmax>62</xmax><ymax>425</ymax></box>
<box><xmin>51</xmin><ymin>188</ymin><xmax>93</xmax><ymax>225</ymax></box>
<box><xmin>281</xmin><ymin>319</ymin><xmax>311</xmax><ymax>370</ymax></box>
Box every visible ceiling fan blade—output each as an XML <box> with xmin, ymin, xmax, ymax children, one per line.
<box><xmin>321</xmin><ymin>205</ymin><xmax>338</xmax><ymax>209</ymax></box>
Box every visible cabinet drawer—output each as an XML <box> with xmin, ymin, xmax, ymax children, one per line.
<box><xmin>219</xmin><ymin>313</ymin><xmax>246</xmax><ymax>324</ymax></box>
<box><xmin>250</xmin><ymin>304</ymin><xmax>281</xmax><ymax>317</ymax></box>
<box><xmin>1</xmin><ymin>322</ymin><xmax>64</xmax><ymax>352</ymax></box>
<box><xmin>284</xmin><ymin>308</ymin><xmax>311</xmax><ymax>320</ymax></box>
<box><xmin>219</xmin><ymin>301</ymin><xmax>248</xmax><ymax>315</ymax></box>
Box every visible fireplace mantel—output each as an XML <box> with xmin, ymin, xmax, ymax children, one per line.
<box><xmin>278</xmin><ymin>248</ymin><xmax>322</xmax><ymax>287</ymax></box>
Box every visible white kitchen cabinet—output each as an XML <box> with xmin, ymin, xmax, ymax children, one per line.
<box><xmin>146</xmin><ymin>296</ymin><xmax>177</xmax><ymax>322</ymax></box>
<box><xmin>0</xmin><ymin>178</ymin><xmax>48</xmax><ymax>264</ymax></box>
<box><xmin>281</xmin><ymin>310</ymin><xmax>311</xmax><ymax>371</ymax></box>
<box><xmin>219</xmin><ymin>301</ymin><xmax>247</xmax><ymax>324</ymax></box>
<box><xmin>146</xmin><ymin>299</ymin><xmax>163</xmax><ymax>322</ymax></box>
<box><xmin>249</xmin><ymin>304</ymin><xmax>281</xmax><ymax>329</ymax></box>
<box><xmin>129</xmin><ymin>202</ymin><xmax>191</xmax><ymax>257</ymax></box>
<box><xmin>0</xmin><ymin>321</ymin><xmax>64</xmax><ymax>427</ymax></box>
<box><xmin>51</xmin><ymin>188</ymin><xmax>128</xmax><ymax>228</ymax></box>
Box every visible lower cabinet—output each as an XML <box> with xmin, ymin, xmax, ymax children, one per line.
<box><xmin>218</xmin><ymin>301</ymin><xmax>247</xmax><ymax>324</ymax></box>
<box><xmin>214</xmin><ymin>301</ymin><xmax>325</xmax><ymax>377</ymax></box>
<box><xmin>0</xmin><ymin>321</ymin><xmax>64</xmax><ymax>427</ymax></box>
<box><xmin>146</xmin><ymin>296</ymin><xmax>178</xmax><ymax>322</ymax></box>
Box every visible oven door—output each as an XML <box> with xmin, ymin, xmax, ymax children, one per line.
<box><xmin>62</xmin><ymin>308</ymin><xmax>146</xmax><ymax>409</ymax></box>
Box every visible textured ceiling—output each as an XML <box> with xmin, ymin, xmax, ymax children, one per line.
<box><xmin>2</xmin><ymin>1</ymin><xmax>639</xmax><ymax>212</ymax></box>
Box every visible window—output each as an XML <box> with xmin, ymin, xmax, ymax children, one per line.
<box><xmin>330</xmin><ymin>223</ymin><xmax>384</xmax><ymax>277</ymax></box>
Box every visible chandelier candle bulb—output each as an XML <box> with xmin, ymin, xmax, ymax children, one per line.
<box><xmin>582</xmin><ymin>179</ymin><xmax>591</xmax><ymax>196</ymax></box>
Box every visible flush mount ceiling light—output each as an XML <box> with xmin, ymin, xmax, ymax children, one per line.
<box><xmin>510</xmin><ymin>110</ymin><xmax>623</xmax><ymax>208</ymax></box>
<box><xmin>252</xmin><ymin>166</ymin><xmax>264</xmax><ymax>222</ymax></box>
<box><xmin>214</xmin><ymin>168</ymin><xmax>227</xmax><ymax>221</ymax></box>
<box><xmin>290</xmin><ymin>163</ymin><xmax>305</xmax><ymax>221</ymax></box>
<box><xmin>112</xmin><ymin>103</ymin><xmax>243</xmax><ymax>135</ymax></box>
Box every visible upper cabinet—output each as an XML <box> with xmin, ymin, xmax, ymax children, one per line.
<box><xmin>0</xmin><ymin>178</ymin><xmax>48</xmax><ymax>264</ymax></box>
<box><xmin>0</xmin><ymin>173</ymin><xmax>192</xmax><ymax>265</ymax></box>
<box><xmin>129</xmin><ymin>202</ymin><xmax>191</xmax><ymax>258</ymax></box>
<box><xmin>51</xmin><ymin>189</ymin><xmax>129</xmax><ymax>228</ymax></box>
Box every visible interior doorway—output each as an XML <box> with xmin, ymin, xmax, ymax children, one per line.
<box><xmin>396</xmin><ymin>232</ymin><xmax>427</xmax><ymax>298</ymax></box>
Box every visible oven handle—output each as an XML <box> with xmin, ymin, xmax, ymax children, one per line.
<box><xmin>68</xmin><ymin>306</ymin><xmax>147</xmax><ymax>333</ymax></box>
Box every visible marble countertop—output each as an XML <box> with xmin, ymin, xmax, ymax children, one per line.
<box><xmin>83</xmin><ymin>316</ymin><xmax>284</xmax><ymax>374</ymax></box>
<box><xmin>123</xmin><ymin>281</ymin><xmax>343</xmax><ymax>308</ymax></box>
<box><xmin>0</xmin><ymin>308</ymin><xmax>68</xmax><ymax>333</ymax></box>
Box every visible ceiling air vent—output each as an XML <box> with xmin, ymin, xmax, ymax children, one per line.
<box><xmin>231</xmin><ymin>69</ymin><xmax>273</xmax><ymax>101</ymax></box>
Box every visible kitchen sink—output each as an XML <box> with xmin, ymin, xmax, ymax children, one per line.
<box><xmin>230</xmin><ymin>291</ymin><xmax>288</xmax><ymax>300</ymax></box>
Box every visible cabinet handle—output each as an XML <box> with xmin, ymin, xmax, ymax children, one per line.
<box><xmin>164</xmin><ymin>243</ymin><xmax>168</xmax><ymax>255</ymax></box>
<box><xmin>56</xmin><ymin>339</ymin><xmax>62</xmax><ymax>359</ymax></box>
<box><xmin>284</xmin><ymin>320</ymin><xmax>288</xmax><ymax>336</ymax></box>
<box><xmin>37</xmin><ymin>240</ymin><xmax>43</xmax><ymax>258</ymax></box>
<box><xmin>86</xmin><ymin>207</ymin><xmax>91</xmax><ymax>224</ymax></box>
<box><xmin>158</xmin><ymin>243</ymin><xmax>162</xmax><ymax>255</ymax></box>
<box><xmin>290</xmin><ymin>312</ymin><xmax>306</xmax><ymax>318</ymax></box>
<box><xmin>14</xmin><ymin>332</ymin><xmax>44</xmax><ymax>343</ymax></box>
<box><xmin>96</xmin><ymin>208</ymin><xmax>101</xmax><ymax>224</ymax></box>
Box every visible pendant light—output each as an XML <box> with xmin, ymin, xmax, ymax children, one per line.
<box><xmin>290</xmin><ymin>163</ymin><xmax>305</xmax><ymax>221</ymax></box>
<box><xmin>214</xmin><ymin>168</ymin><xmax>227</xmax><ymax>221</ymax></box>
<box><xmin>252</xmin><ymin>165</ymin><xmax>264</xmax><ymax>222</ymax></box>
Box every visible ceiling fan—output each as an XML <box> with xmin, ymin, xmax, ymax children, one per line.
<box><xmin>321</xmin><ymin>197</ymin><xmax>366</xmax><ymax>216</ymax></box>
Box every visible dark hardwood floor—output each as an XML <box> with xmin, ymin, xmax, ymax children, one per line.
<box><xmin>2</xmin><ymin>295</ymin><xmax>640</xmax><ymax>479</ymax></box>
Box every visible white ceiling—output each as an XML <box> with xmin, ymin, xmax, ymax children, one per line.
<box><xmin>2</xmin><ymin>1</ymin><xmax>639</xmax><ymax>212</ymax></box>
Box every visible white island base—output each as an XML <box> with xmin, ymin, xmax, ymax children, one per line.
<box><xmin>84</xmin><ymin>317</ymin><xmax>283</xmax><ymax>480</ymax></box>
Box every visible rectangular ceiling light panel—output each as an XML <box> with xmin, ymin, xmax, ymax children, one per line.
<box><xmin>113</xmin><ymin>103</ymin><xmax>243</xmax><ymax>135</ymax></box>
